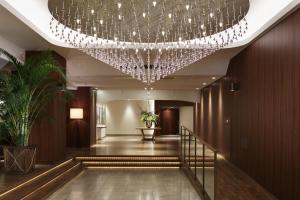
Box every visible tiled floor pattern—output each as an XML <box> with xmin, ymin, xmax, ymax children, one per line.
<box><xmin>47</xmin><ymin>169</ymin><xmax>201</xmax><ymax>200</ymax></box>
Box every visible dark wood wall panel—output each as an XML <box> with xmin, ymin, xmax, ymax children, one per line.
<box><xmin>27</xmin><ymin>51</ymin><xmax>66</xmax><ymax>164</ymax></box>
<box><xmin>155</xmin><ymin>100</ymin><xmax>195</xmax><ymax>134</ymax></box>
<box><xmin>198</xmin><ymin>8</ymin><xmax>300</xmax><ymax>200</ymax></box>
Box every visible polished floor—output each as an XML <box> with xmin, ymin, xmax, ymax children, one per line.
<box><xmin>47</xmin><ymin>169</ymin><xmax>201</xmax><ymax>200</ymax></box>
<box><xmin>68</xmin><ymin>136</ymin><xmax>180</xmax><ymax>156</ymax></box>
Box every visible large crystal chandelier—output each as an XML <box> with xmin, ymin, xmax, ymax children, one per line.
<box><xmin>49</xmin><ymin>0</ymin><xmax>249</xmax><ymax>84</ymax></box>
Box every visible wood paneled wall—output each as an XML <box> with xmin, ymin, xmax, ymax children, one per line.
<box><xmin>198</xmin><ymin>8</ymin><xmax>300</xmax><ymax>200</ymax></box>
<box><xmin>66</xmin><ymin>87</ymin><xmax>96</xmax><ymax>148</ymax></box>
<box><xmin>27</xmin><ymin>51</ymin><xmax>67</xmax><ymax>164</ymax></box>
<box><xmin>155</xmin><ymin>100</ymin><xmax>196</xmax><ymax>134</ymax></box>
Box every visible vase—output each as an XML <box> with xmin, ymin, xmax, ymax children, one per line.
<box><xmin>145</xmin><ymin>121</ymin><xmax>152</xmax><ymax>128</ymax></box>
<box><xmin>2</xmin><ymin>145</ymin><xmax>36</xmax><ymax>174</ymax></box>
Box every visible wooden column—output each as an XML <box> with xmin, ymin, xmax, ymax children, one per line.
<box><xmin>27</xmin><ymin>51</ymin><xmax>66</xmax><ymax>164</ymax></box>
<box><xmin>66</xmin><ymin>87</ymin><xmax>95</xmax><ymax>148</ymax></box>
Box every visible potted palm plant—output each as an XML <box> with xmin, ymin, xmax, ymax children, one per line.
<box><xmin>0</xmin><ymin>49</ymin><xmax>65</xmax><ymax>173</ymax></box>
<box><xmin>140</xmin><ymin>111</ymin><xmax>159</xmax><ymax>128</ymax></box>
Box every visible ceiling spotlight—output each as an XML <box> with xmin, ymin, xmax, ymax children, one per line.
<box><xmin>150</xmin><ymin>87</ymin><xmax>153</xmax><ymax>90</ymax></box>
<box><xmin>202</xmin><ymin>31</ymin><xmax>206</xmax><ymax>36</ymax></box>
<box><xmin>186</xmin><ymin>4</ymin><xmax>190</xmax><ymax>10</ymax></box>
<box><xmin>100</xmin><ymin>19</ymin><xmax>103</xmax><ymax>25</ymax></box>
<box><xmin>162</xmin><ymin>31</ymin><xmax>165</xmax><ymax>36</ymax></box>
<box><xmin>210</xmin><ymin>12</ymin><xmax>214</xmax><ymax>18</ymax></box>
<box><xmin>188</xmin><ymin>18</ymin><xmax>192</xmax><ymax>23</ymax></box>
<box><xmin>178</xmin><ymin>37</ymin><xmax>182</xmax><ymax>41</ymax></box>
<box><xmin>76</xmin><ymin>19</ymin><xmax>80</xmax><ymax>24</ymax></box>
<box><xmin>117</xmin><ymin>2</ymin><xmax>122</xmax><ymax>9</ymax></box>
<box><xmin>196</xmin><ymin>88</ymin><xmax>200</xmax><ymax>90</ymax></box>
<box><xmin>201</xmin><ymin>24</ymin><xmax>205</xmax><ymax>30</ymax></box>
<box><xmin>133</xmin><ymin>31</ymin><xmax>136</xmax><ymax>36</ymax></box>
<box><xmin>135</xmin><ymin>49</ymin><xmax>139</xmax><ymax>53</ymax></box>
<box><xmin>219</xmin><ymin>22</ymin><xmax>223</xmax><ymax>27</ymax></box>
<box><xmin>118</xmin><ymin>15</ymin><xmax>122</xmax><ymax>20</ymax></box>
<box><xmin>152</xmin><ymin>1</ymin><xmax>157</xmax><ymax>7</ymax></box>
<box><xmin>93</xmin><ymin>26</ymin><xmax>96</xmax><ymax>31</ymax></box>
<box><xmin>212</xmin><ymin>76</ymin><xmax>216</xmax><ymax>80</ymax></box>
<box><xmin>168</xmin><ymin>13</ymin><xmax>172</xmax><ymax>18</ymax></box>
<box><xmin>142</xmin><ymin>12</ymin><xmax>146</xmax><ymax>18</ymax></box>
<box><xmin>202</xmin><ymin>82</ymin><xmax>207</xmax><ymax>86</ymax></box>
<box><xmin>144</xmin><ymin>87</ymin><xmax>147</xmax><ymax>90</ymax></box>
<box><xmin>91</xmin><ymin>9</ymin><xmax>95</xmax><ymax>14</ymax></box>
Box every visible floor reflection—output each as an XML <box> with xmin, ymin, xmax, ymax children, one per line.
<box><xmin>48</xmin><ymin>169</ymin><xmax>201</xmax><ymax>200</ymax></box>
<box><xmin>68</xmin><ymin>136</ymin><xmax>180</xmax><ymax>156</ymax></box>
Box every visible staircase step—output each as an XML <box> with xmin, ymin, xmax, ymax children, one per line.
<box><xmin>0</xmin><ymin>158</ymin><xmax>82</xmax><ymax>200</ymax></box>
<box><xmin>75</xmin><ymin>156</ymin><xmax>181</xmax><ymax>169</ymax></box>
<box><xmin>82</xmin><ymin>161</ymin><xmax>180</xmax><ymax>167</ymax></box>
<box><xmin>76</xmin><ymin>156</ymin><xmax>179</xmax><ymax>162</ymax></box>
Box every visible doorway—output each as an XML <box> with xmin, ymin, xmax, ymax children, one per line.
<box><xmin>160</xmin><ymin>108</ymin><xmax>179</xmax><ymax>135</ymax></box>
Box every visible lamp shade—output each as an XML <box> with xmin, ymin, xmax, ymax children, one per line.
<box><xmin>70</xmin><ymin>108</ymin><xmax>83</xmax><ymax>119</ymax></box>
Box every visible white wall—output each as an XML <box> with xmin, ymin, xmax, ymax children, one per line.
<box><xmin>106</xmin><ymin>100</ymin><xmax>154</xmax><ymax>135</ymax></box>
<box><xmin>179</xmin><ymin>106</ymin><xmax>194</xmax><ymax>131</ymax></box>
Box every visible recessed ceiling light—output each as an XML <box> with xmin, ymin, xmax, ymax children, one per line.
<box><xmin>202</xmin><ymin>82</ymin><xmax>207</xmax><ymax>86</ymax></box>
<box><xmin>195</xmin><ymin>88</ymin><xmax>199</xmax><ymax>90</ymax></box>
<box><xmin>150</xmin><ymin>88</ymin><xmax>154</xmax><ymax>90</ymax></box>
<box><xmin>212</xmin><ymin>77</ymin><xmax>216</xmax><ymax>80</ymax></box>
<box><xmin>144</xmin><ymin>87</ymin><xmax>147</xmax><ymax>90</ymax></box>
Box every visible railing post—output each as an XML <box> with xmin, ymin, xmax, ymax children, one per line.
<box><xmin>180</xmin><ymin>126</ymin><xmax>183</xmax><ymax>159</ymax></box>
<box><xmin>183</xmin><ymin>128</ymin><xmax>186</xmax><ymax>163</ymax></box>
<box><xmin>188</xmin><ymin>131</ymin><xmax>191</xmax><ymax>168</ymax></box>
<box><xmin>202</xmin><ymin>144</ymin><xmax>205</xmax><ymax>196</ymax></box>
<box><xmin>194</xmin><ymin>137</ymin><xmax>197</xmax><ymax>179</ymax></box>
<box><xmin>214</xmin><ymin>152</ymin><xmax>217</xmax><ymax>200</ymax></box>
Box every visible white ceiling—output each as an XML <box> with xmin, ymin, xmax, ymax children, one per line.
<box><xmin>0</xmin><ymin>0</ymin><xmax>299</xmax><ymax>90</ymax></box>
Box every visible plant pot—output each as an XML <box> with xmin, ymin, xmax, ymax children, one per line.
<box><xmin>2</xmin><ymin>146</ymin><xmax>36</xmax><ymax>174</ymax></box>
<box><xmin>145</xmin><ymin>121</ymin><xmax>152</xmax><ymax>128</ymax></box>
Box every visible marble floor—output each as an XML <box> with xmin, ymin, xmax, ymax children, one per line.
<box><xmin>68</xmin><ymin>136</ymin><xmax>180</xmax><ymax>156</ymax></box>
<box><xmin>47</xmin><ymin>169</ymin><xmax>201</xmax><ymax>200</ymax></box>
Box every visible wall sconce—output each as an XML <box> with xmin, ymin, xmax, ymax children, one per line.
<box><xmin>70</xmin><ymin>108</ymin><xmax>83</xmax><ymax>120</ymax></box>
<box><xmin>70</xmin><ymin>108</ymin><xmax>83</xmax><ymax>148</ymax></box>
<box><xmin>230</xmin><ymin>82</ymin><xmax>239</xmax><ymax>92</ymax></box>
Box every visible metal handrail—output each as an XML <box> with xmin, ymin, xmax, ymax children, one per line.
<box><xmin>181</xmin><ymin>125</ymin><xmax>217</xmax><ymax>153</ymax></box>
<box><xmin>180</xmin><ymin>125</ymin><xmax>217</xmax><ymax>200</ymax></box>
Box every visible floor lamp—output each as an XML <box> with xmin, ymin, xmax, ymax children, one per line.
<box><xmin>70</xmin><ymin>108</ymin><xmax>83</xmax><ymax>148</ymax></box>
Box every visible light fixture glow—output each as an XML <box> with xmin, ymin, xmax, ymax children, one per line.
<box><xmin>117</xmin><ymin>2</ymin><xmax>122</xmax><ymax>9</ymax></box>
<box><xmin>70</xmin><ymin>108</ymin><xmax>83</xmax><ymax>120</ymax></box>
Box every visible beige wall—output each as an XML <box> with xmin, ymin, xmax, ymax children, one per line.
<box><xmin>106</xmin><ymin>100</ymin><xmax>154</xmax><ymax>135</ymax></box>
<box><xmin>179</xmin><ymin>106</ymin><xmax>194</xmax><ymax>131</ymax></box>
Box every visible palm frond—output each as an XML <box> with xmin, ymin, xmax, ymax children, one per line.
<box><xmin>0</xmin><ymin>50</ymin><xmax>66</xmax><ymax>146</ymax></box>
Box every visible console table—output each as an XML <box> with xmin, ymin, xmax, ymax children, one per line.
<box><xmin>136</xmin><ymin>127</ymin><xmax>161</xmax><ymax>142</ymax></box>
